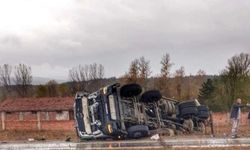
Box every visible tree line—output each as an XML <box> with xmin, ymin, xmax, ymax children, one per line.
<box><xmin>199</xmin><ymin>53</ymin><xmax>250</xmax><ymax>111</ymax></box>
<box><xmin>119</xmin><ymin>54</ymin><xmax>206</xmax><ymax>100</ymax></box>
<box><xmin>0</xmin><ymin>52</ymin><xmax>249</xmax><ymax>112</ymax></box>
<box><xmin>0</xmin><ymin>63</ymin><xmax>106</xmax><ymax>99</ymax></box>
<box><xmin>0</xmin><ymin>64</ymin><xmax>32</xmax><ymax>98</ymax></box>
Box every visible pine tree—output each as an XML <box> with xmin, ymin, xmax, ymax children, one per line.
<box><xmin>198</xmin><ymin>79</ymin><xmax>214</xmax><ymax>104</ymax></box>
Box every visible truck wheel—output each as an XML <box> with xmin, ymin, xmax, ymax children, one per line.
<box><xmin>140</xmin><ymin>90</ymin><xmax>162</xmax><ymax>103</ymax></box>
<box><xmin>127</xmin><ymin>125</ymin><xmax>149</xmax><ymax>139</ymax></box>
<box><xmin>197</xmin><ymin>122</ymin><xmax>206</xmax><ymax>134</ymax></box>
<box><xmin>183</xmin><ymin>119</ymin><xmax>194</xmax><ymax>133</ymax></box>
<box><xmin>120</xmin><ymin>83</ymin><xmax>142</xmax><ymax>97</ymax></box>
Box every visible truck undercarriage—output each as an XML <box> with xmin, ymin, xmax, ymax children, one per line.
<box><xmin>74</xmin><ymin>83</ymin><xmax>213</xmax><ymax>140</ymax></box>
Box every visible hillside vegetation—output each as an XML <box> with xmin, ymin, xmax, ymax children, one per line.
<box><xmin>0</xmin><ymin>53</ymin><xmax>249</xmax><ymax>112</ymax></box>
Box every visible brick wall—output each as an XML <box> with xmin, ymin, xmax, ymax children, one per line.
<box><xmin>5</xmin><ymin>112</ymin><xmax>19</xmax><ymax>121</ymax></box>
<box><xmin>23</xmin><ymin>112</ymin><xmax>37</xmax><ymax>121</ymax></box>
<box><xmin>5</xmin><ymin>121</ymin><xmax>37</xmax><ymax>130</ymax></box>
<box><xmin>3</xmin><ymin>120</ymin><xmax>75</xmax><ymax>131</ymax></box>
<box><xmin>41</xmin><ymin>121</ymin><xmax>75</xmax><ymax>131</ymax></box>
<box><xmin>1</xmin><ymin>111</ymin><xmax>75</xmax><ymax>131</ymax></box>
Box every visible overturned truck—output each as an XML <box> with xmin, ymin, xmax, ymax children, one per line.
<box><xmin>74</xmin><ymin>83</ymin><xmax>212</xmax><ymax>140</ymax></box>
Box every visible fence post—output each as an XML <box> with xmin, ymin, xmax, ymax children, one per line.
<box><xmin>1</xmin><ymin>112</ymin><xmax>5</xmax><ymax>130</ymax></box>
<box><xmin>37</xmin><ymin>111</ymin><xmax>41</xmax><ymax>130</ymax></box>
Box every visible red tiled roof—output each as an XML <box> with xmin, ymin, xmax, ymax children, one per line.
<box><xmin>0</xmin><ymin>97</ymin><xmax>74</xmax><ymax>112</ymax></box>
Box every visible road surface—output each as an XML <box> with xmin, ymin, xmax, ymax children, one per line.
<box><xmin>1</xmin><ymin>137</ymin><xmax>250</xmax><ymax>149</ymax></box>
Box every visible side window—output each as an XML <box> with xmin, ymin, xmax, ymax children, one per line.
<box><xmin>108</xmin><ymin>95</ymin><xmax>117</xmax><ymax>120</ymax></box>
<box><xmin>56</xmin><ymin>111</ymin><xmax>69</xmax><ymax>120</ymax></box>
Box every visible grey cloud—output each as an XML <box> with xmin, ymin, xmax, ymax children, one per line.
<box><xmin>0</xmin><ymin>0</ymin><xmax>250</xmax><ymax>79</ymax></box>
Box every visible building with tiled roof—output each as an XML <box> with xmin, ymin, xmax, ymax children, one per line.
<box><xmin>0</xmin><ymin>97</ymin><xmax>74</xmax><ymax>112</ymax></box>
<box><xmin>0</xmin><ymin>97</ymin><xmax>75</xmax><ymax>131</ymax></box>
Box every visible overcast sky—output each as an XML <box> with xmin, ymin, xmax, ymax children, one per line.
<box><xmin>0</xmin><ymin>0</ymin><xmax>249</xmax><ymax>80</ymax></box>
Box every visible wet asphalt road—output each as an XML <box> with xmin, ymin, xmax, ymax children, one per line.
<box><xmin>1</xmin><ymin>137</ymin><xmax>250</xmax><ymax>149</ymax></box>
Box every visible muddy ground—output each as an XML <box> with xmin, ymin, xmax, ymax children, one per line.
<box><xmin>1</xmin><ymin>125</ymin><xmax>250</xmax><ymax>142</ymax></box>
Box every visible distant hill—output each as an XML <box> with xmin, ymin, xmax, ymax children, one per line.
<box><xmin>8</xmin><ymin>77</ymin><xmax>67</xmax><ymax>85</ymax></box>
<box><xmin>32</xmin><ymin>77</ymin><xmax>67</xmax><ymax>85</ymax></box>
<box><xmin>8</xmin><ymin>75</ymin><xmax>216</xmax><ymax>86</ymax></box>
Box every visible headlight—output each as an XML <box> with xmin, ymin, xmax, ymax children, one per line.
<box><xmin>107</xmin><ymin>123</ymin><xmax>113</xmax><ymax>134</ymax></box>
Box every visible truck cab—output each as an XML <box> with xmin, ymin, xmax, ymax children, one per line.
<box><xmin>74</xmin><ymin>83</ymin><xmax>149</xmax><ymax>140</ymax></box>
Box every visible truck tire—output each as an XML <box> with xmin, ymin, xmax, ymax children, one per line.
<box><xmin>183</xmin><ymin>119</ymin><xmax>194</xmax><ymax>132</ymax></box>
<box><xmin>140</xmin><ymin>90</ymin><xmax>162</xmax><ymax>103</ymax></box>
<box><xmin>120</xmin><ymin>83</ymin><xmax>142</xmax><ymax>98</ymax></box>
<box><xmin>127</xmin><ymin>125</ymin><xmax>149</xmax><ymax>139</ymax></box>
<box><xmin>197</xmin><ymin>122</ymin><xmax>206</xmax><ymax>134</ymax></box>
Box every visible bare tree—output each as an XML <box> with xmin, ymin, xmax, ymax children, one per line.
<box><xmin>227</xmin><ymin>53</ymin><xmax>250</xmax><ymax>77</ymax></box>
<box><xmin>14</xmin><ymin>64</ymin><xmax>32</xmax><ymax>97</ymax></box>
<box><xmin>69</xmin><ymin>63</ymin><xmax>105</xmax><ymax>92</ymax></box>
<box><xmin>196</xmin><ymin>69</ymin><xmax>206</xmax><ymax>77</ymax></box>
<box><xmin>175</xmin><ymin>66</ymin><xmax>185</xmax><ymax>77</ymax></box>
<box><xmin>221</xmin><ymin>53</ymin><xmax>250</xmax><ymax>108</ymax></box>
<box><xmin>89</xmin><ymin>63</ymin><xmax>104</xmax><ymax>80</ymax></box>
<box><xmin>156</xmin><ymin>53</ymin><xmax>173</xmax><ymax>96</ymax></box>
<box><xmin>160</xmin><ymin>53</ymin><xmax>172</xmax><ymax>78</ymax></box>
<box><xmin>97</xmin><ymin>64</ymin><xmax>105</xmax><ymax>79</ymax></box>
<box><xmin>138</xmin><ymin>57</ymin><xmax>151</xmax><ymax>89</ymax></box>
<box><xmin>123</xmin><ymin>57</ymin><xmax>151</xmax><ymax>89</ymax></box>
<box><xmin>69</xmin><ymin>65</ymin><xmax>88</xmax><ymax>92</ymax></box>
<box><xmin>125</xmin><ymin>59</ymin><xmax>140</xmax><ymax>83</ymax></box>
<box><xmin>174</xmin><ymin>66</ymin><xmax>185</xmax><ymax>99</ymax></box>
<box><xmin>47</xmin><ymin>80</ymin><xmax>58</xmax><ymax>97</ymax></box>
<box><xmin>139</xmin><ymin>57</ymin><xmax>151</xmax><ymax>79</ymax></box>
<box><xmin>89</xmin><ymin>63</ymin><xmax>105</xmax><ymax>90</ymax></box>
<box><xmin>0</xmin><ymin>64</ymin><xmax>12</xmax><ymax>93</ymax></box>
<box><xmin>89</xmin><ymin>63</ymin><xmax>97</xmax><ymax>80</ymax></box>
<box><xmin>69</xmin><ymin>65</ymin><xmax>88</xmax><ymax>82</ymax></box>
